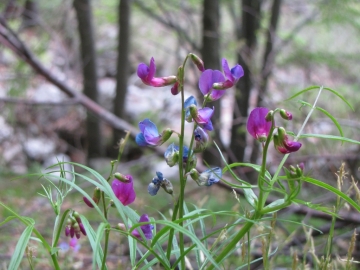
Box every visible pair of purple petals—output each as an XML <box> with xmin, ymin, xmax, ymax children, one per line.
<box><xmin>199</xmin><ymin>58</ymin><xmax>244</xmax><ymax>101</ymax></box>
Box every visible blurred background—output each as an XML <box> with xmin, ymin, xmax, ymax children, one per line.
<box><xmin>0</xmin><ymin>0</ymin><xmax>360</xmax><ymax>268</ymax></box>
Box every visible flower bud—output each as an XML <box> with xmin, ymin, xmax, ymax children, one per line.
<box><xmin>160</xmin><ymin>178</ymin><xmax>173</xmax><ymax>195</ymax></box>
<box><xmin>116</xmin><ymin>223</ymin><xmax>126</xmax><ymax>231</ymax></box>
<box><xmin>171</xmin><ymin>81</ymin><xmax>180</xmax><ymax>95</ymax></box>
<box><xmin>280</xmin><ymin>109</ymin><xmax>293</xmax><ymax>120</ymax></box>
<box><xmin>164</xmin><ymin>143</ymin><xmax>179</xmax><ymax>167</ymax></box>
<box><xmin>114</xmin><ymin>173</ymin><xmax>132</xmax><ymax>183</ymax></box>
<box><xmin>190</xmin><ymin>53</ymin><xmax>205</xmax><ymax>72</ymax></box>
<box><xmin>73</xmin><ymin>211</ymin><xmax>81</xmax><ymax>224</ymax></box>
<box><xmin>194</xmin><ymin>126</ymin><xmax>209</xmax><ymax>153</ymax></box>
<box><xmin>265</xmin><ymin>110</ymin><xmax>274</xmax><ymax>122</ymax></box>
<box><xmin>73</xmin><ymin>223</ymin><xmax>81</xmax><ymax>239</ymax></box>
<box><xmin>160</xmin><ymin>128</ymin><xmax>173</xmax><ymax>145</ymax></box>
<box><xmin>212</xmin><ymin>80</ymin><xmax>233</xmax><ymax>90</ymax></box>
<box><xmin>79</xmin><ymin>223</ymin><xmax>87</xmax><ymax>236</ymax></box>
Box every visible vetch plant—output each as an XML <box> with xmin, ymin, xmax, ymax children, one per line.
<box><xmin>2</xmin><ymin>54</ymin><xmax>360</xmax><ymax>270</ymax></box>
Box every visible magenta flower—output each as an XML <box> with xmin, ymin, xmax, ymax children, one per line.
<box><xmin>274</xmin><ymin>127</ymin><xmax>302</xmax><ymax>154</ymax></box>
<box><xmin>135</xmin><ymin>119</ymin><xmax>173</xmax><ymax>147</ymax></box>
<box><xmin>132</xmin><ymin>214</ymin><xmax>154</xmax><ymax>240</ymax></box>
<box><xmin>111</xmin><ymin>175</ymin><xmax>136</xmax><ymax>206</ymax></box>
<box><xmin>247</xmin><ymin>107</ymin><xmax>272</xmax><ymax>142</ymax></box>
<box><xmin>137</xmin><ymin>57</ymin><xmax>177</xmax><ymax>87</ymax></box>
<box><xmin>199</xmin><ymin>69</ymin><xmax>226</xmax><ymax>101</ymax></box>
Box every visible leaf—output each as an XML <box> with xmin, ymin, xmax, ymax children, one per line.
<box><xmin>0</xmin><ymin>216</ymin><xmax>17</xmax><ymax>226</ymax></box>
<box><xmin>80</xmin><ymin>215</ymin><xmax>108</xmax><ymax>270</ymax></box>
<box><xmin>243</xmin><ymin>188</ymin><xmax>258</xmax><ymax>208</ymax></box>
<box><xmin>302</xmin><ymin>177</ymin><xmax>360</xmax><ymax>213</ymax></box>
<box><xmin>297</xmin><ymin>100</ymin><xmax>344</xmax><ymax>137</ymax></box>
<box><xmin>300</xmin><ymin>134</ymin><xmax>360</xmax><ymax>145</ymax></box>
<box><xmin>285</xmin><ymin>85</ymin><xmax>353</xmax><ymax>111</ymax></box>
<box><xmin>8</xmin><ymin>225</ymin><xmax>34</xmax><ymax>270</ymax></box>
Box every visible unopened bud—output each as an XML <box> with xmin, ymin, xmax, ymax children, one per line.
<box><xmin>160</xmin><ymin>178</ymin><xmax>173</xmax><ymax>195</ymax></box>
<box><xmin>171</xmin><ymin>81</ymin><xmax>180</xmax><ymax>95</ymax></box>
<box><xmin>190</xmin><ymin>53</ymin><xmax>205</xmax><ymax>72</ymax></box>
<box><xmin>73</xmin><ymin>211</ymin><xmax>81</xmax><ymax>224</ymax></box>
<box><xmin>116</xmin><ymin>223</ymin><xmax>126</xmax><ymax>231</ymax></box>
<box><xmin>114</xmin><ymin>173</ymin><xmax>131</xmax><ymax>183</ymax></box>
<box><xmin>73</xmin><ymin>223</ymin><xmax>81</xmax><ymax>239</ymax></box>
<box><xmin>265</xmin><ymin>110</ymin><xmax>274</xmax><ymax>122</ymax></box>
<box><xmin>280</xmin><ymin>109</ymin><xmax>293</xmax><ymax>120</ymax></box>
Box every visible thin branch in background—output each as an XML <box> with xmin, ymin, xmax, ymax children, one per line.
<box><xmin>133</xmin><ymin>0</ymin><xmax>200</xmax><ymax>52</ymax></box>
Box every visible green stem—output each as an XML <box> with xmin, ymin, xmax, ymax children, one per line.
<box><xmin>101</xmin><ymin>228</ymin><xmax>110</xmax><ymax>270</ymax></box>
<box><xmin>207</xmin><ymin>212</ymin><xmax>262</xmax><ymax>270</ymax></box>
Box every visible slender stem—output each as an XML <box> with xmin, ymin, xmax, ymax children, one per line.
<box><xmin>207</xmin><ymin>212</ymin><xmax>262</xmax><ymax>270</ymax></box>
<box><xmin>101</xmin><ymin>228</ymin><xmax>110</xmax><ymax>270</ymax></box>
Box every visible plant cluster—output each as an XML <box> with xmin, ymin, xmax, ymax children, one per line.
<box><xmin>1</xmin><ymin>53</ymin><xmax>360</xmax><ymax>270</ymax></box>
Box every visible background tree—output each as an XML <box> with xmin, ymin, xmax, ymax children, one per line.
<box><xmin>201</xmin><ymin>0</ymin><xmax>222</xmax><ymax>166</ymax></box>
<box><xmin>229</xmin><ymin>0</ymin><xmax>262</xmax><ymax>166</ymax></box>
<box><xmin>113</xmin><ymin>0</ymin><xmax>131</xmax><ymax>152</ymax></box>
<box><xmin>73</xmin><ymin>0</ymin><xmax>104</xmax><ymax>158</ymax></box>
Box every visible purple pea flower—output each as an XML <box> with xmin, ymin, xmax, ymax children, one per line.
<box><xmin>137</xmin><ymin>57</ymin><xmax>177</xmax><ymax>87</ymax></box>
<box><xmin>184</xmin><ymin>96</ymin><xmax>214</xmax><ymax>131</ymax></box>
<box><xmin>132</xmin><ymin>214</ymin><xmax>154</xmax><ymax>240</ymax></box>
<box><xmin>274</xmin><ymin>127</ymin><xmax>302</xmax><ymax>154</ymax></box>
<box><xmin>111</xmin><ymin>175</ymin><xmax>136</xmax><ymax>206</ymax></box>
<box><xmin>212</xmin><ymin>59</ymin><xmax>244</xmax><ymax>90</ymax></box>
<box><xmin>199</xmin><ymin>69</ymin><xmax>226</xmax><ymax>101</ymax></box>
<box><xmin>135</xmin><ymin>119</ymin><xmax>173</xmax><ymax>147</ymax></box>
<box><xmin>247</xmin><ymin>107</ymin><xmax>272</xmax><ymax>142</ymax></box>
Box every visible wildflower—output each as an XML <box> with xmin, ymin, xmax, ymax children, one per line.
<box><xmin>247</xmin><ymin>107</ymin><xmax>272</xmax><ymax>142</ymax></box>
<box><xmin>111</xmin><ymin>175</ymin><xmax>136</xmax><ymax>206</ymax></box>
<box><xmin>132</xmin><ymin>214</ymin><xmax>154</xmax><ymax>240</ymax></box>
<box><xmin>216</xmin><ymin>58</ymin><xmax>244</xmax><ymax>89</ymax></box>
<box><xmin>148</xmin><ymin>171</ymin><xmax>173</xmax><ymax>196</ymax></box>
<box><xmin>187</xmin><ymin>167</ymin><xmax>222</xmax><ymax>186</ymax></box>
<box><xmin>83</xmin><ymin>187</ymin><xmax>101</xmax><ymax>208</ymax></box>
<box><xmin>184</xmin><ymin>96</ymin><xmax>213</xmax><ymax>130</ymax></box>
<box><xmin>137</xmin><ymin>57</ymin><xmax>177</xmax><ymax>87</ymax></box>
<box><xmin>171</xmin><ymin>81</ymin><xmax>180</xmax><ymax>95</ymax></box>
<box><xmin>190</xmin><ymin>53</ymin><xmax>205</xmax><ymax>72</ymax></box>
<box><xmin>273</xmin><ymin>127</ymin><xmax>302</xmax><ymax>154</ymax></box>
<box><xmin>135</xmin><ymin>119</ymin><xmax>173</xmax><ymax>147</ymax></box>
<box><xmin>64</xmin><ymin>212</ymin><xmax>87</xmax><ymax>239</ymax></box>
<box><xmin>194</xmin><ymin>126</ymin><xmax>209</xmax><ymax>153</ymax></box>
<box><xmin>280</xmin><ymin>109</ymin><xmax>293</xmax><ymax>120</ymax></box>
<box><xmin>199</xmin><ymin>69</ymin><xmax>226</xmax><ymax>101</ymax></box>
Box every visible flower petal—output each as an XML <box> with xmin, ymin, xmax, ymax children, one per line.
<box><xmin>199</xmin><ymin>69</ymin><xmax>214</xmax><ymax>95</ymax></box>
<box><xmin>247</xmin><ymin>107</ymin><xmax>272</xmax><ymax>141</ymax></box>
<box><xmin>135</xmin><ymin>133</ymin><xmax>148</xmax><ymax>146</ymax></box>
<box><xmin>137</xmin><ymin>63</ymin><xmax>149</xmax><ymax>80</ymax></box>
<box><xmin>222</xmin><ymin>58</ymin><xmax>232</xmax><ymax>81</ymax></box>
<box><xmin>148</xmin><ymin>57</ymin><xmax>156</xmax><ymax>80</ymax></box>
<box><xmin>231</xmin><ymin>64</ymin><xmax>244</xmax><ymax>80</ymax></box>
<box><xmin>111</xmin><ymin>179</ymin><xmax>136</xmax><ymax>206</ymax></box>
<box><xmin>196</xmin><ymin>107</ymin><xmax>214</xmax><ymax>124</ymax></box>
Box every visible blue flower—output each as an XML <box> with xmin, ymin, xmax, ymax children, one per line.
<box><xmin>135</xmin><ymin>119</ymin><xmax>173</xmax><ymax>146</ymax></box>
<box><xmin>188</xmin><ymin>167</ymin><xmax>222</xmax><ymax>186</ymax></box>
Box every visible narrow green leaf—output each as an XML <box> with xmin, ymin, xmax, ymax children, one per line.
<box><xmin>93</xmin><ymin>222</ymin><xmax>107</xmax><ymax>270</ymax></box>
<box><xmin>297</xmin><ymin>100</ymin><xmax>344</xmax><ymax>137</ymax></box>
<box><xmin>8</xmin><ymin>225</ymin><xmax>34</xmax><ymax>270</ymax></box>
<box><xmin>80</xmin><ymin>215</ymin><xmax>108</xmax><ymax>270</ymax></box>
<box><xmin>285</xmin><ymin>85</ymin><xmax>353</xmax><ymax>111</ymax></box>
<box><xmin>223</xmin><ymin>163</ymin><xmax>272</xmax><ymax>181</ymax></box>
<box><xmin>302</xmin><ymin>177</ymin><xmax>360</xmax><ymax>213</ymax></box>
<box><xmin>300</xmin><ymin>134</ymin><xmax>360</xmax><ymax>145</ymax></box>
<box><xmin>0</xmin><ymin>216</ymin><xmax>17</xmax><ymax>226</ymax></box>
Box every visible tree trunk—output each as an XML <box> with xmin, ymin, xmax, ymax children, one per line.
<box><xmin>73</xmin><ymin>0</ymin><xmax>103</xmax><ymax>158</ymax></box>
<box><xmin>201</xmin><ymin>0</ymin><xmax>222</xmax><ymax>166</ymax></box>
<box><xmin>113</xmin><ymin>0</ymin><xmax>131</xmax><ymax>151</ymax></box>
<box><xmin>229</xmin><ymin>0</ymin><xmax>261</xmax><ymax>165</ymax></box>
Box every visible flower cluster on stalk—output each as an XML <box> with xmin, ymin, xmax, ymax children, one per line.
<box><xmin>247</xmin><ymin>107</ymin><xmax>302</xmax><ymax>154</ymax></box>
<box><xmin>134</xmin><ymin>55</ymin><xmax>243</xmax><ymax>198</ymax></box>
